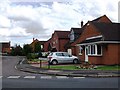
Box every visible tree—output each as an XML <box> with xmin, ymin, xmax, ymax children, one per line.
<box><xmin>34</xmin><ymin>42</ymin><xmax>41</xmax><ymax>53</ymax></box>
<box><xmin>10</xmin><ymin>44</ymin><xmax>23</xmax><ymax>56</ymax></box>
<box><xmin>23</xmin><ymin>44</ymin><xmax>33</xmax><ymax>55</ymax></box>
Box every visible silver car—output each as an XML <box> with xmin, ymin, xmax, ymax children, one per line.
<box><xmin>47</xmin><ymin>52</ymin><xmax>79</xmax><ymax>65</ymax></box>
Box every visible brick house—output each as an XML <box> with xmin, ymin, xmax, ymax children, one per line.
<box><xmin>66</xmin><ymin>15</ymin><xmax>112</xmax><ymax>56</ymax></box>
<box><xmin>44</xmin><ymin>37</ymin><xmax>52</xmax><ymax>52</ymax></box>
<box><xmin>30</xmin><ymin>38</ymin><xmax>46</xmax><ymax>52</ymax></box>
<box><xmin>76</xmin><ymin>22</ymin><xmax>120</xmax><ymax>65</ymax></box>
<box><xmin>0</xmin><ymin>42</ymin><xmax>11</xmax><ymax>54</ymax></box>
<box><xmin>44</xmin><ymin>31</ymin><xmax>70</xmax><ymax>52</ymax></box>
<box><xmin>65</xmin><ymin>27</ymin><xmax>83</xmax><ymax>55</ymax></box>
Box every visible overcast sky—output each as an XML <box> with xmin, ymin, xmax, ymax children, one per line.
<box><xmin>0</xmin><ymin>0</ymin><xmax>119</xmax><ymax>46</ymax></box>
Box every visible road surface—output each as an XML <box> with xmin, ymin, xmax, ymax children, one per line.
<box><xmin>1</xmin><ymin>56</ymin><xmax>119</xmax><ymax>89</ymax></box>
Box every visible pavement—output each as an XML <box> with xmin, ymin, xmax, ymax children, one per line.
<box><xmin>16</xmin><ymin>58</ymin><xmax>120</xmax><ymax>78</ymax></box>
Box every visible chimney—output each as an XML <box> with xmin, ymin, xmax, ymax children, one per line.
<box><xmin>81</xmin><ymin>21</ymin><xmax>83</xmax><ymax>27</ymax></box>
<box><xmin>33</xmin><ymin>38</ymin><xmax>35</xmax><ymax>41</ymax></box>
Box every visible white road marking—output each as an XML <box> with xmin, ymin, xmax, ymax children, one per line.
<box><xmin>20</xmin><ymin>59</ymin><xmax>25</xmax><ymax>64</ymax></box>
<box><xmin>3</xmin><ymin>75</ymin><xmax>85</xmax><ymax>79</ymax></box>
<box><xmin>24</xmin><ymin>76</ymin><xmax>36</xmax><ymax>79</ymax></box>
<box><xmin>7</xmin><ymin>76</ymin><xmax>20</xmax><ymax>79</ymax></box>
<box><xmin>56</xmin><ymin>76</ymin><xmax>69</xmax><ymax>79</ymax></box>
<box><xmin>41</xmin><ymin>76</ymin><xmax>52</xmax><ymax>79</ymax></box>
<box><xmin>73</xmin><ymin>77</ymin><xmax>85</xmax><ymax>79</ymax></box>
<box><xmin>14</xmin><ymin>66</ymin><xmax>17</xmax><ymax>69</ymax></box>
<box><xmin>0</xmin><ymin>76</ymin><xmax>2</xmax><ymax>78</ymax></box>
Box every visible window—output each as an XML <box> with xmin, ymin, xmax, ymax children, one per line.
<box><xmin>70</xmin><ymin>30</ymin><xmax>75</xmax><ymax>41</ymax></box>
<box><xmin>79</xmin><ymin>46</ymin><xmax>83</xmax><ymax>55</ymax></box>
<box><xmin>87</xmin><ymin>44</ymin><xmax>102</xmax><ymax>56</ymax></box>
<box><xmin>41</xmin><ymin>45</ymin><xmax>43</xmax><ymax>49</ymax></box>
<box><xmin>56</xmin><ymin>53</ymin><xmax>63</xmax><ymax>56</ymax></box>
<box><xmin>70</xmin><ymin>34</ymin><xmax>74</xmax><ymax>41</ymax></box>
<box><xmin>97</xmin><ymin>45</ymin><xmax>102</xmax><ymax>55</ymax></box>
<box><xmin>86</xmin><ymin>45</ymin><xmax>91</xmax><ymax>55</ymax></box>
<box><xmin>91</xmin><ymin>45</ymin><xmax>95</xmax><ymax>55</ymax></box>
<box><xmin>63</xmin><ymin>53</ymin><xmax>70</xmax><ymax>57</ymax></box>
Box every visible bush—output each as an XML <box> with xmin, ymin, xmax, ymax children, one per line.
<box><xmin>27</xmin><ymin>53</ymin><xmax>38</xmax><ymax>60</ymax></box>
<box><xmin>38</xmin><ymin>52</ymin><xmax>42</xmax><ymax>58</ymax></box>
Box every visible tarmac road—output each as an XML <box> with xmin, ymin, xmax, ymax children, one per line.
<box><xmin>1</xmin><ymin>56</ymin><xmax>119</xmax><ymax>89</ymax></box>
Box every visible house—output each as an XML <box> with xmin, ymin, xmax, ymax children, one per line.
<box><xmin>65</xmin><ymin>27</ymin><xmax>83</xmax><ymax>55</ymax></box>
<box><xmin>30</xmin><ymin>38</ymin><xmax>46</xmax><ymax>52</ymax></box>
<box><xmin>67</xmin><ymin>15</ymin><xmax>112</xmax><ymax>56</ymax></box>
<box><xmin>0</xmin><ymin>42</ymin><xmax>11</xmax><ymax>54</ymax></box>
<box><xmin>44</xmin><ymin>31</ymin><xmax>70</xmax><ymax>52</ymax></box>
<box><xmin>44</xmin><ymin>37</ymin><xmax>52</xmax><ymax>52</ymax></box>
<box><xmin>76</xmin><ymin>22</ymin><xmax>120</xmax><ymax>65</ymax></box>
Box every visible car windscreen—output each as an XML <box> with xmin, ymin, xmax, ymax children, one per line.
<box><xmin>49</xmin><ymin>53</ymin><xmax>53</xmax><ymax>56</ymax></box>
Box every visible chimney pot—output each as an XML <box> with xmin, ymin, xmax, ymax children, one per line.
<box><xmin>33</xmin><ymin>38</ymin><xmax>35</xmax><ymax>41</ymax></box>
<box><xmin>81</xmin><ymin>21</ymin><xmax>83</xmax><ymax>27</ymax></box>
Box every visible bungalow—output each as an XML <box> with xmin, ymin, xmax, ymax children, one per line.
<box><xmin>44</xmin><ymin>31</ymin><xmax>70</xmax><ymax>52</ymax></box>
<box><xmin>66</xmin><ymin>15</ymin><xmax>112</xmax><ymax>56</ymax></box>
<box><xmin>76</xmin><ymin>22</ymin><xmax>120</xmax><ymax>65</ymax></box>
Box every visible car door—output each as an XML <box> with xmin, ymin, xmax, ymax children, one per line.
<box><xmin>55</xmin><ymin>53</ymin><xmax>64</xmax><ymax>63</ymax></box>
<box><xmin>62</xmin><ymin>52</ymin><xmax>72</xmax><ymax>63</ymax></box>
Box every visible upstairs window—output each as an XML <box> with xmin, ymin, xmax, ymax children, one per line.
<box><xmin>70</xmin><ymin>30</ymin><xmax>75</xmax><ymax>42</ymax></box>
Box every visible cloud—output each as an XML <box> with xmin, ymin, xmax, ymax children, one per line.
<box><xmin>0</xmin><ymin>15</ymin><xmax>11</xmax><ymax>28</ymax></box>
<box><xmin>0</xmin><ymin>0</ymin><xmax>119</xmax><ymax>46</ymax></box>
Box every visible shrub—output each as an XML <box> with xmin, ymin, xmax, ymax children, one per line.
<box><xmin>38</xmin><ymin>52</ymin><xmax>42</xmax><ymax>58</ymax></box>
<box><xmin>27</xmin><ymin>53</ymin><xmax>38</xmax><ymax>60</ymax></box>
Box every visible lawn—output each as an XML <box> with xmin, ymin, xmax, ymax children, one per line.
<box><xmin>45</xmin><ymin>65</ymin><xmax>79</xmax><ymax>70</ymax></box>
<box><xmin>96</xmin><ymin>65</ymin><xmax>120</xmax><ymax>70</ymax></box>
<box><xmin>42</xmin><ymin>64</ymin><xmax>120</xmax><ymax>70</ymax></box>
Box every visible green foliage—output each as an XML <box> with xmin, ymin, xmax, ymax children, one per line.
<box><xmin>97</xmin><ymin>65</ymin><xmax>120</xmax><ymax>70</ymax></box>
<box><xmin>23</xmin><ymin>44</ymin><xmax>33</xmax><ymax>55</ymax></box>
<box><xmin>38</xmin><ymin>52</ymin><xmax>42</xmax><ymax>57</ymax></box>
<box><xmin>34</xmin><ymin>42</ymin><xmax>41</xmax><ymax>53</ymax></box>
<box><xmin>27</xmin><ymin>53</ymin><xmax>37</xmax><ymax>59</ymax></box>
<box><xmin>10</xmin><ymin>45</ymin><xmax>23</xmax><ymax>56</ymax></box>
<box><xmin>27</xmin><ymin>53</ymin><xmax>41</xmax><ymax>59</ymax></box>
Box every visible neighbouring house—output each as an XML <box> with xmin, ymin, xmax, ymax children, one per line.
<box><xmin>66</xmin><ymin>15</ymin><xmax>112</xmax><ymax>56</ymax></box>
<box><xmin>65</xmin><ymin>27</ymin><xmax>83</xmax><ymax>55</ymax></box>
<box><xmin>0</xmin><ymin>42</ymin><xmax>11</xmax><ymax>54</ymax></box>
<box><xmin>30</xmin><ymin>38</ymin><xmax>46</xmax><ymax>52</ymax></box>
<box><xmin>44</xmin><ymin>37</ymin><xmax>52</xmax><ymax>52</ymax></box>
<box><xmin>76</xmin><ymin>22</ymin><xmax>120</xmax><ymax>65</ymax></box>
<box><xmin>44</xmin><ymin>31</ymin><xmax>70</xmax><ymax>52</ymax></box>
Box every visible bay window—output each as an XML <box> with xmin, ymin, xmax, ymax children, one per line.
<box><xmin>87</xmin><ymin>44</ymin><xmax>102</xmax><ymax>56</ymax></box>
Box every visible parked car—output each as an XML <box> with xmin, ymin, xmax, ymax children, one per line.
<box><xmin>47</xmin><ymin>52</ymin><xmax>79</xmax><ymax>65</ymax></box>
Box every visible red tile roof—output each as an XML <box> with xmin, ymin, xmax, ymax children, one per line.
<box><xmin>54</xmin><ymin>31</ymin><xmax>70</xmax><ymax>39</ymax></box>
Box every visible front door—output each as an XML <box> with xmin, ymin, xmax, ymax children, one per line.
<box><xmin>85</xmin><ymin>46</ymin><xmax>88</xmax><ymax>62</ymax></box>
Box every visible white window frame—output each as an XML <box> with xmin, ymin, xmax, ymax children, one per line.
<box><xmin>87</xmin><ymin>44</ymin><xmax>102</xmax><ymax>56</ymax></box>
<box><xmin>79</xmin><ymin>46</ymin><xmax>83</xmax><ymax>55</ymax></box>
<box><xmin>70</xmin><ymin>30</ymin><xmax>75</xmax><ymax>41</ymax></box>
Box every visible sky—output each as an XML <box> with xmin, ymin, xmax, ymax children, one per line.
<box><xmin>0</xmin><ymin>0</ymin><xmax>119</xmax><ymax>47</ymax></box>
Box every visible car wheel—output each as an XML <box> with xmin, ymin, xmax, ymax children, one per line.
<box><xmin>73</xmin><ymin>59</ymin><xmax>78</xmax><ymax>64</ymax></box>
<box><xmin>52</xmin><ymin>60</ymin><xmax>58</xmax><ymax>65</ymax></box>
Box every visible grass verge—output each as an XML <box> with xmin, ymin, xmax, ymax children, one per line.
<box><xmin>96</xmin><ymin>65</ymin><xmax>120</xmax><ymax>70</ymax></box>
<box><xmin>42</xmin><ymin>65</ymin><xmax>120</xmax><ymax>70</ymax></box>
